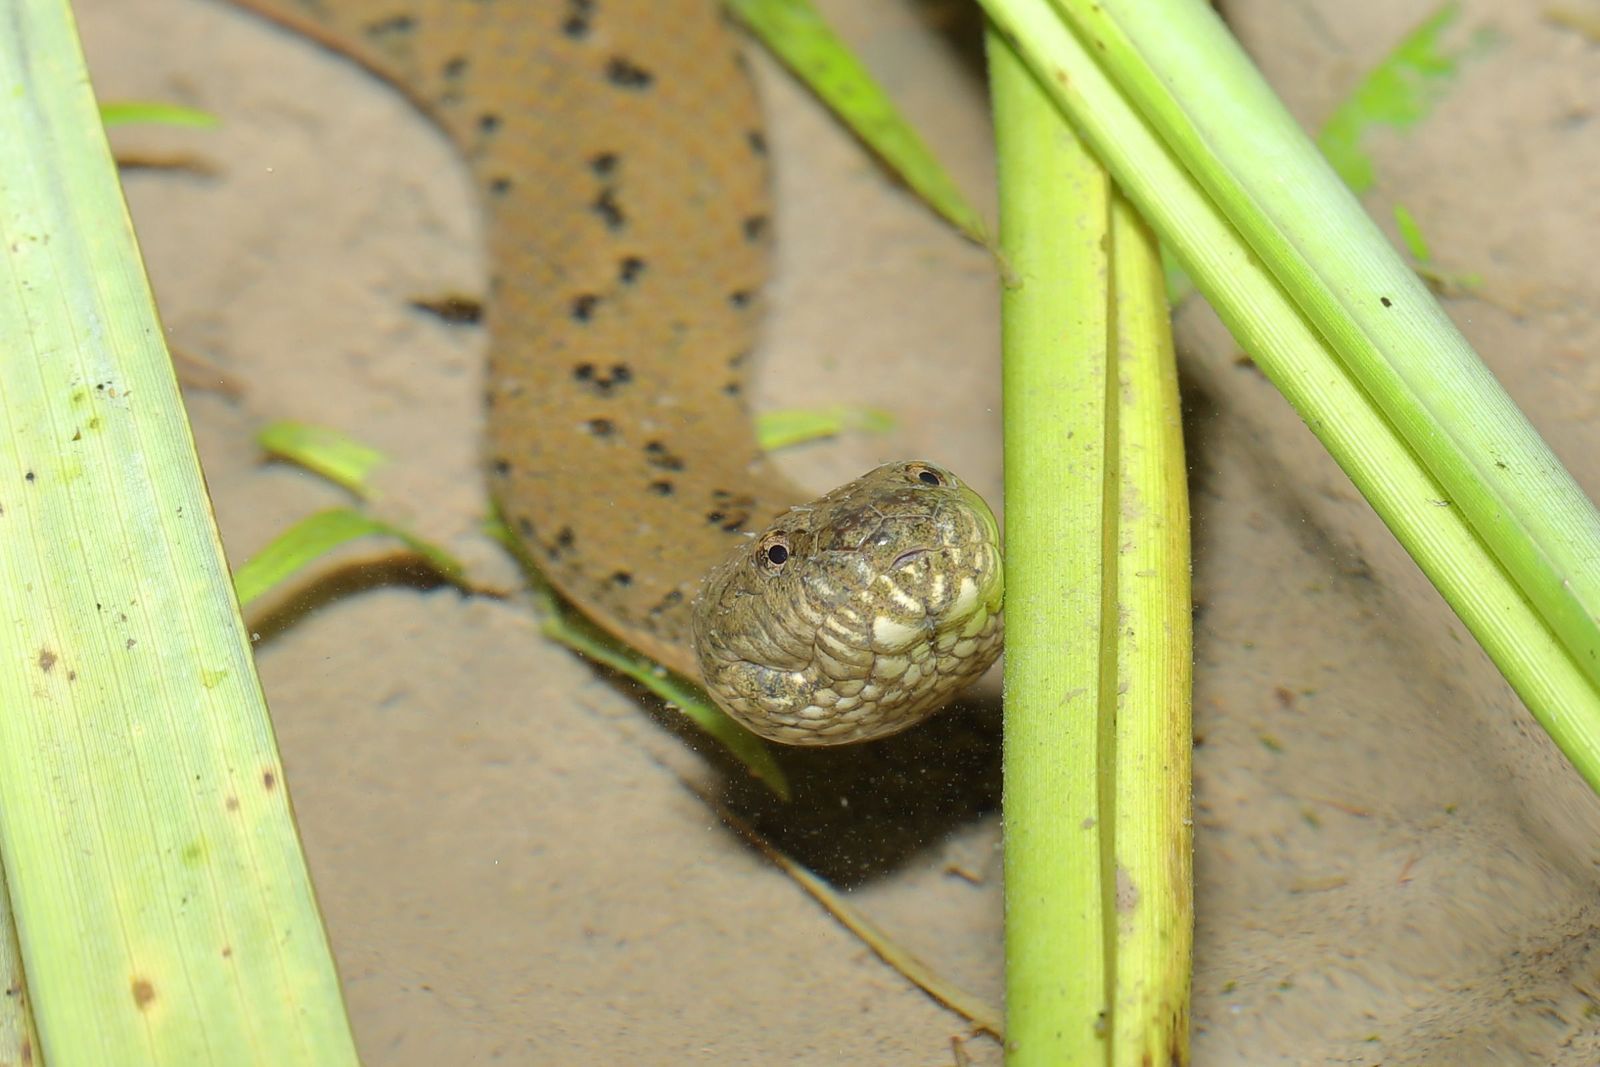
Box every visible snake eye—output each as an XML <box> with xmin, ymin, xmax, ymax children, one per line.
<box><xmin>756</xmin><ymin>532</ymin><xmax>790</xmax><ymax>573</ymax></box>
<box><xmin>905</xmin><ymin>462</ymin><xmax>945</xmax><ymax>487</ymax></box>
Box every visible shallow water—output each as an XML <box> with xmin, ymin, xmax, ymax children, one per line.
<box><xmin>81</xmin><ymin>0</ymin><xmax>1600</xmax><ymax>1062</ymax></box>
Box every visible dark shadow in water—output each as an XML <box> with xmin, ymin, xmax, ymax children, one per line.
<box><xmin>912</xmin><ymin>0</ymin><xmax>989</xmax><ymax>78</ymax></box>
<box><xmin>246</xmin><ymin>556</ymin><xmax>466</xmax><ymax>647</ymax></box>
<box><xmin>577</xmin><ymin>654</ymin><xmax>1002</xmax><ymax>889</ymax></box>
<box><xmin>710</xmin><ymin>695</ymin><xmax>1004</xmax><ymax>888</ymax></box>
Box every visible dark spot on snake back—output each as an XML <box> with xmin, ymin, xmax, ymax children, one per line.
<box><xmin>618</xmin><ymin>256</ymin><xmax>646</xmax><ymax>284</ymax></box>
<box><xmin>649</xmin><ymin>480</ymin><xmax>675</xmax><ymax>496</ymax></box>
<box><xmin>742</xmin><ymin>215</ymin><xmax>769</xmax><ymax>242</ymax></box>
<box><xmin>478</xmin><ymin>113</ymin><xmax>501</xmax><ymax>134</ymax></box>
<box><xmin>592</xmin><ymin>188</ymin><xmax>625</xmax><ymax>230</ymax></box>
<box><xmin>648</xmin><ymin>589</ymin><xmax>685</xmax><ymax>616</ymax></box>
<box><xmin>364</xmin><ymin>14</ymin><xmax>415</xmax><ymax>41</ymax></box>
<box><xmin>409</xmin><ymin>294</ymin><xmax>483</xmax><ymax>324</ymax></box>
<box><xmin>562</xmin><ymin>0</ymin><xmax>594</xmax><ymax>38</ymax></box>
<box><xmin>611</xmin><ymin>571</ymin><xmax>634</xmax><ymax>587</ymax></box>
<box><xmin>728</xmin><ymin>289</ymin><xmax>752</xmax><ymax>309</ymax></box>
<box><xmin>589</xmin><ymin>151</ymin><xmax>618</xmax><ymax>177</ymax></box>
<box><xmin>488</xmin><ymin>176</ymin><xmax>512</xmax><ymax>196</ymax></box>
<box><xmin>491</xmin><ymin>457</ymin><xmax>511</xmax><ymax>477</ymax></box>
<box><xmin>442</xmin><ymin>56</ymin><xmax>468</xmax><ymax>80</ymax></box>
<box><xmin>573</xmin><ymin>362</ymin><xmax>632</xmax><ymax>395</ymax></box>
<box><xmin>584</xmin><ymin>417</ymin><xmax>616</xmax><ymax>437</ymax></box>
<box><xmin>571</xmin><ymin>293</ymin><xmax>600</xmax><ymax>322</ymax></box>
<box><xmin>747</xmin><ymin>129</ymin><xmax>767</xmax><ymax>156</ymax></box>
<box><xmin>606</xmin><ymin>57</ymin><xmax>655</xmax><ymax>89</ymax></box>
<box><xmin>645</xmin><ymin>440</ymin><xmax>685</xmax><ymax>471</ymax></box>
<box><xmin>709</xmin><ymin>489</ymin><xmax>754</xmax><ymax>531</ymax></box>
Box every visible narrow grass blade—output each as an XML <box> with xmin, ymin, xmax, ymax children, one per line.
<box><xmin>100</xmin><ymin>101</ymin><xmax>220</xmax><ymax>129</ymax></box>
<box><xmin>990</xmin><ymin>32</ymin><xmax>1115</xmax><ymax>1062</ymax></box>
<box><xmin>0</xmin><ymin>1</ymin><xmax>358</xmax><ymax>1062</ymax></box>
<box><xmin>233</xmin><ymin>507</ymin><xmax>469</xmax><ymax>607</ymax></box>
<box><xmin>992</xmin><ymin>28</ymin><xmax>1193</xmax><ymax>1064</ymax></box>
<box><xmin>258</xmin><ymin>420</ymin><xmax>387</xmax><ymax>498</ymax></box>
<box><xmin>725</xmin><ymin>0</ymin><xmax>989</xmax><ymax>243</ymax></box>
<box><xmin>1393</xmin><ymin>204</ymin><xmax>1432</xmax><ymax>262</ymax></box>
<box><xmin>755</xmin><ymin>405</ymin><xmax>896</xmax><ymax>451</ymax></box>
<box><xmin>1108</xmin><ymin>195</ymin><xmax>1193</xmax><ymax>1064</ymax></box>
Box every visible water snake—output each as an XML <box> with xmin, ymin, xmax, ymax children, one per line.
<box><xmin>228</xmin><ymin>0</ymin><xmax>1003</xmax><ymax>744</ymax></box>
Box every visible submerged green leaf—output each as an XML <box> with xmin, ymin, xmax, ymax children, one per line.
<box><xmin>756</xmin><ymin>405</ymin><xmax>896</xmax><ymax>450</ymax></box>
<box><xmin>233</xmin><ymin>508</ymin><xmax>468</xmax><ymax>607</ymax></box>
<box><xmin>100</xmin><ymin>100</ymin><xmax>219</xmax><ymax>128</ymax></box>
<box><xmin>1393</xmin><ymin>203</ymin><xmax>1432</xmax><ymax>262</ymax></box>
<box><xmin>258</xmin><ymin>421</ymin><xmax>388</xmax><ymax>498</ymax></box>
<box><xmin>1315</xmin><ymin>3</ymin><xmax>1491</xmax><ymax>193</ymax></box>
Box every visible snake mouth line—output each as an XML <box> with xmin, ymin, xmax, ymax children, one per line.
<box><xmin>890</xmin><ymin>547</ymin><xmax>932</xmax><ymax>570</ymax></box>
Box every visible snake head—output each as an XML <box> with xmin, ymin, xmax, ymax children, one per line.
<box><xmin>690</xmin><ymin>460</ymin><xmax>1003</xmax><ymax>745</ymax></box>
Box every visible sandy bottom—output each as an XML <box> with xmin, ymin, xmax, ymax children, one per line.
<box><xmin>76</xmin><ymin>0</ymin><xmax>1600</xmax><ymax>1062</ymax></box>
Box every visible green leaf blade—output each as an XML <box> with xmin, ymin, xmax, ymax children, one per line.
<box><xmin>0</xmin><ymin>3</ymin><xmax>359</xmax><ymax>1062</ymax></box>
<box><xmin>726</xmin><ymin>0</ymin><xmax>989</xmax><ymax>244</ymax></box>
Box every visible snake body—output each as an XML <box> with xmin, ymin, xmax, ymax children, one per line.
<box><xmin>231</xmin><ymin>0</ymin><xmax>1003</xmax><ymax>744</ymax></box>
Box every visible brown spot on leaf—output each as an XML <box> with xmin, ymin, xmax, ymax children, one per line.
<box><xmin>261</xmin><ymin>770</ymin><xmax>277</xmax><ymax>792</ymax></box>
<box><xmin>38</xmin><ymin>648</ymin><xmax>55</xmax><ymax>673</ymax></box>
<box><xmin>131</xmin><ymin>977</ymin><xmax>156</xmax><ymax>1010</ymax></box>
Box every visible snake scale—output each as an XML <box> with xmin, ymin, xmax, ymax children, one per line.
<box><xmin>229</xmin><ymin>0</ymin><xmax>1003</xmax><ymax>744</ymax></box>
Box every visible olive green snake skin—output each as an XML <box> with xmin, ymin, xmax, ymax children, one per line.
<box><xmin>230</xmin><ymin>0</ymin><xmax>1004</xmax><ymax>744</ymax></box>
